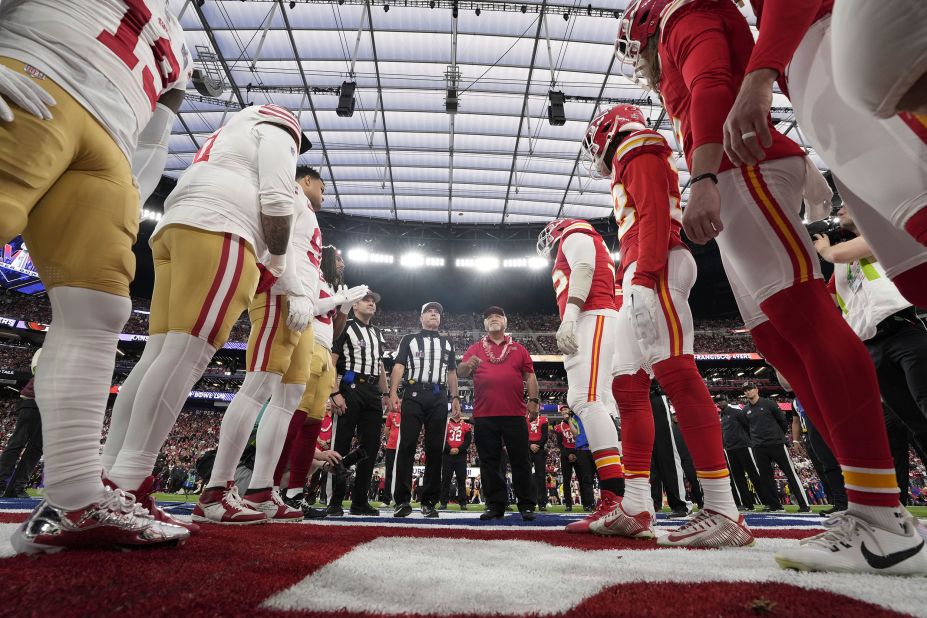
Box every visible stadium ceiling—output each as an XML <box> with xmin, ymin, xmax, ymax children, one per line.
<box><xmin>167</xmin><ymin>0</ymin><xmax>812</xmax><ymax>227</ymax></box>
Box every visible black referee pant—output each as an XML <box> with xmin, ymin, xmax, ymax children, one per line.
<box><xmin>330</xmin><ymin>381</ymin><xmax>383</xmax><ymax>509</ymax></box>
<box><xmin>650</xmin><ymin>393</ymin><xmax>687</xmax><ymax>512</ymax></box>
<box><xmin>474</xmin><ymin>416</ymin><xmax>536</xmax><ymax>512</ymax></box>
<box><xmin>803</xmin><ymin>415</ymin><xmax>847</xmax><ymax>510</ymax></box>
<box><xmin>393</xmin><ymin>385</ymin><xmax>447</xmax><ymax>507</ymax></box>
<box><xmin>560</xmin><ymin>450</ymin><xmax>594</xmax><ymax>509</ymax></box>
<box><xmin>0</xmin><ymin>404</ymin><xmax>42</xmax><ymax>496</ymax></box>
<box><xmin>724</xmin><ymin>447</ymin><xmax>763</xmax><ymax>510</ymax></box>
<box><xmin>528</xmin><ymin>447</ymin><xmax>547</xmax><ymax>508</ymax></box>
<box><xmin>753</xmin><ymin>443</ymin><xmax>809</xmax><ymax>510</ymax></box>
<box><xmin>440</xmin><ymin>452</ymin><xmax>468</xmax><ymax>506</ymax></box>
<box><xmin>383</xmin><ymin>448</ymin><xmax>396</xmax><ymax>504</ymax></box>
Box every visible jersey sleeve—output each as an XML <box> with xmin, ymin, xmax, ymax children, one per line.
<box><xmin>445</xmin><ymin>339</ymin><xmax>457</xmax><ymax>370</ymax></box>
<box><xmin>332</xmin><ymin>325</ymin><xmax>349</xmax><ymax>358</ymax></box>
<box><xmin>623</xmin><ymin>152</ymin><xmax>673</xmax><ymax>288</ymax></box>
<box><xmin>521</xmin><ymin>345</ymin><xmax>535</xmax><ymax>374</ymax></box>
<box><xmin>746</xmin><ymin>0</ymin><xmax>825</xmax><ymax>77</ymax></box>
<box><xmin>395</xmin><ymin>335</ymin><xmax>412</xmax><ymax>367</ymax></box>
<box><xmin>254</xmin><ymin>123</ymin><xmax>298</xmax><ymax>219</ymax></box>
<box><xmin>461</xmin><ymin>342</ymin><xmax>479</xmax><ymax>363</ymax></box>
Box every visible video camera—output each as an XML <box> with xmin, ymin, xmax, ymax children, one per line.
<box><xmin>804</xmin><ymin>205</ymin><xmax>849</xmax><ymax>245</ymax></box>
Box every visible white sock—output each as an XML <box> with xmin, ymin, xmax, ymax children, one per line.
<box><xmin>700</xmin><ymin>476</ymin><xmax>740</xmax><ymax>520</ymax></box>
<box><xmin>101</xmin><ymin>333</ymin><xmax>165</xmax><ymax>472</ymax></box>
<box><xmin>36</xmin><ymin>287</ymin><xmax>130</xmax><ymax>509</ymax></box>
<box><xmin>107</xmin><ymin>332</ymin><xmax>215</xmax><ymax>489</ymax></box>
<box><xmin>286</xmin><ymin>486</ymin><xmax>303</xmax><ymax>499</ymax></box>
<box><xmin>207</xmin><ymin>371</ymin><xmax>279</xmax><ymax>488</ymax></box>
<box><xmin>623</xmin><ymin>477</ymin><xmax>652</xmax><ymax>515</ymax></box>
<box><xmin>849</xmin><ymin>503</ymin><xmax>908</xmax><ymax>533</ymax></box>
<box><xmin>248</xmin><ymin>382</ymin><xmax>297</xmax><ymax>490</ymax></box>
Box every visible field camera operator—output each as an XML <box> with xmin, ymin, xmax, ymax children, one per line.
<box><xmin>812</xmin><ymin>205</ymin><xmax>927</xmax><ymax>451</ymax></box>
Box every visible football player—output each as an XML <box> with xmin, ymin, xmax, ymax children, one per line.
<box><xmin>723</xmin><ymin>1</ymin><xmax>927</xmax><ymax>308</ymax></box>
<box><xmin>537</xmin><ymin>219</ymin><xmax>625</xmax><ymax>532</ymax></box>
<box><xmin>581</xmin><ymin>104</ymin><xmax>752</xmax><ymax>547</ymax></box>
<box><xmin>619</xmin><ymin>0</ymin><xmax>927</xmax><ymax>574</ymax></box>
<box><xmin>101</xmin><ymin>103</ymin><xmax>309</xmax><ymax>528</ymax></box>
<box><xmin>0</xmin><ymin>0</ymin><xmax>194</xmax><ymax>554</ymax></box>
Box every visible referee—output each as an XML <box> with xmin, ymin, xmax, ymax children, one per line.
<box><xmin>328</xmin><ymin>290</ymin><xmax>388</xmax><ymax>516</ymax></box>
<box><xmin>388</xmin><ymin>301</ymin><xmax>460</xmax><ymax>518</ymax></box>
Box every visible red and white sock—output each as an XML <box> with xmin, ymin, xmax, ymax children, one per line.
<box><xmin>286</xmin><ymin>417</ymin><xmax>321</xmax><ymax>498</ymax></box>
<box><xmin>611</xmin><ymin>371</ymin><xmax>653</xmax><ymax>513</ymax></box>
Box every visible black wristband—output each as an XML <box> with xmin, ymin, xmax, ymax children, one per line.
<box><xmin>527</xmin><ymin>397</ymin><xmax>540</xmax><ymax>403</ymax></box>
<box><xmin>690</xmin><ymin>172</ymin><xmax>718</xmax><ymax>185</ymax></box>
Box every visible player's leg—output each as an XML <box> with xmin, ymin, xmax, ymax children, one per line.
<box><xmin>285</xmin><ymin>345</ymin><xmax>333</xmax><ymax>500</ymax></box>
<box><xmin>270</xmin><ymin>331</ymin><xmax>313</xmax><ymax>490</ymax></box>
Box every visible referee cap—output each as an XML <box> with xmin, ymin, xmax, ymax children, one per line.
<box><xmin>482</xmin><ymin>306</ymin><xmax>505</xmax><ymax>318</ymax></box>
<box><xmin>361</xmin><ymin>290</ymin><xmax>381</xmax><ymax>303</ymax></box>
<box><xmin>421</xmin><ymin>301</ymin><xmax>443</xmax><ymax>315</ymax></box>
<box><xmin>742</xmin><ymin>381</ymin><xmax>757</xmax><ymax>391</ymax></box>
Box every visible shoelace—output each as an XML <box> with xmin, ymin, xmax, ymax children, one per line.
<box><xmin>591</xmin><ymin>497</ymin><xmax>617</xmax><ymax>518</ymax></box>
<box><xmin>270</xmin><ymin>489</ymin><xmax>288</xmax><ymax>507</ymax></box>
<box><xmin>100</xmin><ymin>488</ymin><xmax>151</xmax><ymax>522</ymax></box>
<box><xmin>676</xmin><ymin>510</ymin><xmax>714</xmax><ymax>532</ymax></box>
<box><xmin>804</xmin><ymin>512</ymin><xmax>870</xmax><ymax>551</ymax></box>
<box><xmin>224</xmin><ymin>486</ymin><xmax>250</xmax><ymax>512</ymax></box>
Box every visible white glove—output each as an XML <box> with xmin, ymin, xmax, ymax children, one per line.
<box><xmin>0</xmin><ymin>64</ymin><xmax>56</xmax><ymax>122</ymax></box>
<box><xmin>556</xmin><ymin>304</ymin><xmax>580</xmax><ymax>356</ymax></box>
<box><xmin>286</xmin><ymin>295</ymin><xmax>314</xmax><ymax>332</ymax></box>
<box><xmin>628</xmin><ymin>284</ymin><xmax>661</xmax><ymax>361</ymax></box>
<box><xmin>267</xmin><ymin>253</ymin><xmax>286</xmax><ymax>278</ymax></box>
<box><xmin>338</xmin><ymin>284</ymin><xmax>369</xmax><ymax>305</ymax></box>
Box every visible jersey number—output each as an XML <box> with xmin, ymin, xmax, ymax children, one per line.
<box><xmin>449</xmin><ymin>428</ymin><xmax>462</xmax><ymax>442</ymax></box>
<box><xmin>192</xmin><ymin>130</ymin><xmax>222</xmax><ymax>164</ymax></box>
<box><xmin>552</xmin><ymin>269</ymin><xmax>568</xmax><ymax>297</ymax></box>
<box><xmin>97</xmin><ymin>0</ymin><xmax>181</xmax><ymax>110</ymax></box>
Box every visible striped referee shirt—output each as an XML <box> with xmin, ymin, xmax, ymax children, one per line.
<box><xmin>394</xmin><ymin>330</ymin><xmax>457</xmax><ymax>385</ymax></box>
<box><xmin>334</xmin><ymin>318</ymin><xmax>386</xmax><ymax>376</ymax></box>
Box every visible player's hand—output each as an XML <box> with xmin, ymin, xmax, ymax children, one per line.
<box><xmin>450</xmin><ymin>447</ymin><xmax>459</xmax><ymax>456</ymax></box>
<box><xmin>628</xmin><ymin>284</ymin><xmax>661</xmax><ymax>361</ymax></box>
<box><xmin>723</xmin><ymin>69</ymin><xmax>777</xmax><ymax>167</ymax></box>
<box><xmin>530</xmin><ymin>444</ymin><xmax>540</xmax><ymax>453</ymax></box>
<box><xmin>812</xmin><ymin>233</ymin><xmax>832</xmax><ymax>253</ymax></box>
<box><xmin>336</xmin><ymin>284</ymin><xmax>369</xmax><ymax>306</ymax></box>
<box><xmin>267</xmin><ymin>253</ymin><xmax>287</xmax><ymax>278</ymax></box>
<box><xmin>331</xmin><ymin>393</ymin><xmax>347</xmax><ymax>415</ymax></box>
<box><xmin>0</xmin><ymin>64</ymin><xmax>56</xmax><ymax>122</ymax></box>
<box><xmin>557</xmin><ymin>305</ymin><xmax>580</xmax><ymax>356</ymax></box>
<box><xmin>317</xmin><ymin>449</ymin><xmax>343</xmax><ymax>466</ymax></box>
<box><xmin>255</xmin><ymin>264</ymin><xmax>278</xmax><ymax>294</ymax></box>
<box><xmin>286</xmin><ymin>294</ymin><xmax>314</xmax><ymax>332</ymax></box>
<box><xmin>682</xmin><ymin>179</ymin><xmax>723</xmax><ymax>244</ymax></box>
<box><xmin>389</xmin><ymin>393</ymin><xmax>401</xmax><ymax>412</ymax></box>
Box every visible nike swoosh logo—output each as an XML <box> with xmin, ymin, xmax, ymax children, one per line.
<box><xmin>860</xmin><ymin>539</ymin><xmax>925</xmax><ymax>569</ymax></box>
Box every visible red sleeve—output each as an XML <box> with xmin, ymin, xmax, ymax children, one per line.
<box><xmin>625</xmin><ymin>153</ymin><xmax>672</xmax><ymax>288</ymax></box>
<box><xmin>521</xmin><ymin>345</ymin><xmax>535</xmax><ymax>374</ymax></box>
<box><xmin>746</xmin><ymin>0</ymin><xmax>825</xmax><ymax>77</ymax></box>
<box><xmin>825</xmin><ymin>273</ymin><xmax>836</xmax><ymax>295</ymax></box>
<box><xmin>665</xmin><ymin>10</ymin><xmax>736</xmax><ymax>151</ymax></box>
<box><xmin>462</xmin><ymin>342</ymin><xmax>478</xmax><ymax>363</ymax></box>
<box><xmin>615</xmin><ymin>284</ymin><xmax>624</xmax><ymax>311</ymax></box>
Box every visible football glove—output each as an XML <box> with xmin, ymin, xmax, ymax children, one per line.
<box><xmin>0</xmin><ymin>64</ymin><xmax>55</xmax><ymax>122</ymax></box>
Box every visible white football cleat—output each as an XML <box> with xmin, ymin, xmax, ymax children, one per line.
<box><xmin>192</xmin><ymin>482</ymin><xmax>267</xmax><ymax>525</ymax></box>
<box><xmin>588</xmin><ymin>501</ymin><xmax>656</xmax><ymax>539</ymax></box>
<box><xmin>242</xmin><ymin>488</ymin><xmax>303</xmax><ymax>522</ymax></box>
<box><xmin>658</xmin><ymin>509</ymin><xmax>755</xmax><ymax>547</ymax></box>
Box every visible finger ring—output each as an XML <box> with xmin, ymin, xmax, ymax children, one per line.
<box><xmin>741</xmin><ymin>131</ymin><xmax>757</xmax><ymax>140</ymax></box>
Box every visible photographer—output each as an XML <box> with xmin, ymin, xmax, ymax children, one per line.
<box><xmin>814</xmin><ymin>206</ymin><xmax>927</xmax><ymax>460</ymax></box>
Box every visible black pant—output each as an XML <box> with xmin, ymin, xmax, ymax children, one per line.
<box><xmin>440</xmin><ymin>452</ymin><xmax>468</xmax><ymax>505</ymax></box>
<box><xmin>528</xmin><ymin>446</ymin><xmax>547</xmax><ymax>507</ymax></box>
<box><xmin>560</xmin><ymin>450</ymin><xmax>594</xmax><ymax>509</ymax></box>
<box><xmin>383</xmin><ymin>448</ymin><xmax>396</xmax><ymax>504</ymax></box>
<box><xmin>867</xmin><ymin>318</ymin><xmax>927</xmax><ymax>444</ymax></box>
<box><xmin>0</xmin><ymin>404</ymin><xmax>42</xmax><ymax>493</ymax></box>
<box><xmin>474</xmin><ymin>416</ymin><xmax>536</xmax><ymax>511</ymax></box>
<box><xmin>330</xmin><ymin>382</ymin><xmax>383</xmax><ymax>508</ymax></box>
<box><xmin>803</xmin><ymin>415</ymin><xmax>847</xmax><ymax>509</ymax></box>
<box><xmin>650</xmin><ymin>392</ymin><xmax>687</xmax><ymax>511</ymax></box>
<box><xmin>393</xmin><ymin>386</ymin><xmax>448</xmax><ymax>507</ymax></box>
<box><xmin>753</xmin><ymin>443</ymin><xmax>809</xmax><ymax>509</ymax></box>
<box><xmin>725</xmin><ymin>447</ymin><xmax>763</xmax><ymax>509</ymax></box>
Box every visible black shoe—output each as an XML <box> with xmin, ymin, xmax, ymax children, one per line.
<box><xmin>583</xmin><ymin>505</ymin><xmax>594</xmax><ymax>512</ymax></box>
<box><xmin>304</xmin><ymin>507</ymin><xmax>329</xmax><ymax>520</ymax></box>
<box><xmin>350</xmin><ymin>503</ymin><xmax>380</xmax><ymax>516</ymax></box>
<box><xmin>325</xmin><ymin>504</ymin><xmax>344</xmax><ymax>517</ymax></box>
<box><xmin>519</xmin><ymin>508</ymin><xmax>537</xmax><ymax>522</ymax></box>
<box><xmin>459</xmin><ymin>503</ymin><xmax>467</xmax><ymax>511</ymax></box>
<box><xmin>539</xmin><ymin>505</ymin><xmax>547</xmax><ymax>512</ymax></box>
<box><xmin>765</xmin><ymin>505</ymin><xmax>784</xmax><ymax>513</ymax></box>
<box><xmin>394</xmin><ymin>502</ymin><xmax>412</xmax><ymax>517</ymax></box>
<box><xmin>565</xmin><ymin>506</ymin><xmax>573</xmax><ymax>512</ymax></box>
<box><xmin>4</xmin><ymin>488</ymin><xmax>28</xmax><ymax>499</ymax></box>
<box><xmin>797</xmin><ymin>506</ymin><xmax>812</xmax><ymax>513</ymax></box>
<box><xmin>438</xmin><ymin>502</ymin><xmax>448</xmax><ymax>510</ymax></box>
<box><xmin>668</xmin><ymin>508</ymin><xmax>689</xmax><ymax>519</ymax></box>
<box><xmin>422</xmin><ymin>504</ymin><xmax>439</xmax><ymax>518</ymax></box>
<box><xmin>480</xmin><ymin>508</ymin><xmax>505</xmax><ymax>520</ymax></box>
<box><xmin>820</xmin><ymin>505</ymin><xmax>846</xmax><ymax>517</ymax></box>
<box><xmin>282</xmin><ymin>491</ymin><xmax>304</xmax><ymax>511</ymax></box>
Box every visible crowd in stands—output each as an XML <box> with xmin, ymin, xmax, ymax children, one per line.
<box><xmin>0</xmin><ymin>344</ymin><xmax>34</xmax><ymax>372</ymax></box>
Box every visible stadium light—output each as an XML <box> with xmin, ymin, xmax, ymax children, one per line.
<box><xmin>400</xmin><ymin>252</ymin><xmax>425</xmax><ymax>268</ymax></box>
<box><xmin>425</xmin><ymin>257</ymin><xmax>445</xmax><ymax>267</ymax></box>
<box><xmin>474</xmin><ymin>256</ymin><xmax>499</xmax><ymax>272</ymax></box>
<box><xmin>527</xmin><ymin>256</ymin><xmax>548</xmax><ymax>270</ymax></box>
<box><xmin>503</xmin><ymin>258</ymin><xmax>527</xmax><ymax>269</ymax></box>
<box><xmin>348</xmin><ymin>248</ymin><xmax>370</xmax><ymax>263</ymax></box>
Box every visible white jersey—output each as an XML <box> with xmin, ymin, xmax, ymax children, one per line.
<box><xmin>270</xmin><ymin>197</ymin><xmax>321</xmax><ymax>302</ymax></box>
<box><xmin>156</xmin><ymin>105</ymin><xmax>300</xmax><ymax>257</ymax></box>
<box><xmin>0</xmin><ymin>0</ymin><xmax>192</xmax><ymax>161</ymax></box>
<box><xmin>314</xmin><ymin>278</ymin><xmax>337</xmax><ymax>349</ymax></box>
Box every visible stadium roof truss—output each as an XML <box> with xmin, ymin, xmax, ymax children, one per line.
<box><xmin>167</xmin><ymin>0</ymin><xmax>818</xmax><ymax>227</ymax></box>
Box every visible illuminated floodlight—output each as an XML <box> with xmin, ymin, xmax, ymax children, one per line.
<box><xmin>401</xmin><ymin>252</ymin><xmax>425</xmax><ymax>268</ymax></box>
<box><xmin>369</xmin><ymin>253</ymin><xmax>394</xmax><ymax>264</ymax></box>
<box><xmin>503</xmin><ymin>258</ymin><xmax>527</xmax><ymax>268</ymax></box>
<box><xmin>527</xmin><ymin>256</ymin><xmax>548</xmax><ymax>270</ymax></box>
<box><xmin>425</xmin><ymin>257</ymin><xmax>445</xmax><ymax>267</ymax></box>
<box><xmin>474</xmin><ymin>256</ymin><xmax>499</xmax><ymax>272</ymax></box>
<box><xmin>456</xmin><ymin>258</ymin><xmax>474</xmax><ymax>268</ymax></box>
<box><xmin>348</xmin><ymin>248</ymin><xmax>370</xmax><ymax>263</ymax></box>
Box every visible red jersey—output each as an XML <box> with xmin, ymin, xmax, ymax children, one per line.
<box><xmin>552</xmin><ymin>223</ymin><xmax>617</xmax><ymax>318</ymax></box>
<box><xmin>554</xmin><ymin>421</ymin><xmax>576</xmax><ymax>450</ymax></box>
<box><xmin>319</xmin><ymin>416</ymin><xmax>333</xmax><ymax>445</ymax></box>
<box><xmin>385</xmin><ymin>410</ymin><xmax>401</xmax><ymax>449</ymax></box>
<box><xmin>610</xmin><ymin>129</ymin><xmax>685</xmax><ymax>288</ymax></box>
<box><xmin>461</xmin><ymin>338</ymin><xmax>535</xmax><ymax>418</ymax></box>
<box><xmin>747</xmin><ymin>1</ymin><xmax>833</xmax><ymax>79</ymax></box>
<box><xmin>526</xmin><ymin>415</ymin><xmax>548</xmax><ymax>443</ymax></box>
<box><xmin>445</xmin><ymin>419</ymin><xmax>472</xmax><ymax>450</ymax></box>
<box><xmin>658</xmin><ymin>1</ymin><xmax>804</xmax><ymax>174</ymax></box>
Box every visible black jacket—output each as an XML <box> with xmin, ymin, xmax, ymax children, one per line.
<box><xmin>742</xmin><ymin>397</ymin><xmax>789</xmax><ymax>447</ymax></box>
<box><xmin>719</xmin><ymin>405</ymin><xmax>752</xmax><ymax>450</ymax></box>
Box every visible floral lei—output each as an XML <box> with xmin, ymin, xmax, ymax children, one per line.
<box><xmin>482</xmin><ymin>335</ymin><xmax>514</xmax><ymax>364</ymax></box>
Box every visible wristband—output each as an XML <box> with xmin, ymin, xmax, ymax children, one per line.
<box><xmin>527</xmin><ymin>397</ymin><xmax>540</xmax><ymax>403</ymax></box>
<box><xmin>690</xmin><ymin>172</ymin><xmax>718</xmax><ymax>185</ymax></box>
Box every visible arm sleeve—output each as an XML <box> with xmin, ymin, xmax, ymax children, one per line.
<box><xmin>395</xmin><ymin>335</ymin><xmax>412</xmax><ymax>367</ymax></box>
<box><xmin>666</xmin><ymin>11</ymin><xmax>736</xmax><ymax>151</ymax></box>
<box><xmin>625</xmin><ymin>154</ymin><xmax>672</xmax><ymax>288</ymax></box>
<box><xmin>254</xmin><ymin>123</ymin><xmax>298</xmax><ymax>217</ymax></box>
<box><xmin>462</xmin><ymin>427</ymin><xmax>473</xmax><ymax>451</ymax></box>
<box><xmin>561</xmin><ymin>234</ymin><xmax>596</xmax><ymax>303</ymax></box>
<box><xmin>446</xmin><ymin>340</ymin><xmax>457</xmax><ymax>370</ymax></box>
<box><xmin>132</xmin><ymin>102</ymin><xmax>175</xmax><ymax>204</ymax></box>
<box><xmin>746</xmin><ymin>0</ymin><xmax>824</xmax><ymax>76</ymax></box>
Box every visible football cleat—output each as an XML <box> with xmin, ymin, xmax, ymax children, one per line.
<box><xmin>10</xmin><ymin>488</ymin><xmax>189</xmax><ymax>555</ymax></box>
<box><xmin>106</xmin><ymin>475</ymin><xmax>200</xmax><ymax>534</ymax></box>
<box><xmin>588</xmin><ymin>500</ymin><xmax>656</xmax><ymax>539</ymax></box>
<box><xmin>565</xmin><ymin>490</ymin><xmax>621</xmax><ymax>534</ymax></box>
<box><xmin>192</xmin><ymin>482</ymin><xmax>267</xmax><ymax>525</ymax></box>
<box><xmin>776</xmin><ymin>510</ymin><xmax>927</xmax><ymax>575</ymax></box>
<box><xmin>658</xmin><ymin>509</ymin><xmax>755</xmax><ymax>548</ymax></box>
<box><xmin>242</xmin><ymin>488</ymin><xmax>304</xmax><ymax>522</ymax></box>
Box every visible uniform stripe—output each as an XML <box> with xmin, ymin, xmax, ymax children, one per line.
<box><xmin>657</xmin><ymin>269</ymin><xmax>683</xmax><ymax>357</ymax></box>
<box><xmin>206</xmin><ymin>238</ymin><xmax>246</xmax><ymax>346</ymax></box>
<box><xmin>192</xmin><ymin>234</ymin><xmax>234</xmax><ymax>342</ymax></box>
<box><xmin>742</xmin><ymin>166</ymin><xmax>814</xmax><ymax>286</ymax></box>
<box><xmin>258</xmin><ymin>105</ymin><xmax>301</xmax><ymax>141</ymax></box>
<box><xmin>249</xmin><ymin>293</ymin><xmax>273</xmax><ymax>372</ymax></box>
<box><xmin>624</xmin><ymin>469</ymin><xmax>650</xmax><ymax>478</ymax></box>
<box><xmin>587</xmin><ymin>315</ymin><xmax>605</xmax><ymax>401</ymax></box>
<box><xmin>696</xmin><ymin>468</ymin><xmax>731</xmax><ymax>479</ymax></box>
<box><xmin>843</xmin><ymin>469</ymin><xmax>900</xmax><ymax>490</ymax></box>
<box><xmin>614</xmin><ymin>133</ymin><xmax>665</xmax><ymax>161</ymax></box>
<box><xmin>899</xmin><ymin>112</ymin><xmax>927</xmax><ymax>145</ymax></box>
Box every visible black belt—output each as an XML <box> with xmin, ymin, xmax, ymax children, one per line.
<box><xmin>873</xmin><ymin>307</ymin><xmax>924</xmax><ymax>340</ymax></box>
<box><xmin>342</xmin><ymin>371</ymin><xmax>379</xmax><ymax>385</ymax></box>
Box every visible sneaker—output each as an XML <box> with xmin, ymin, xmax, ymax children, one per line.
<box><xmin>422</xmin><ymin>504</ymin><xmax>439</xmax><ymax>518</ymax></box>
<box><xmin>242</xmin><ymin>488</ymin><xmax>303</xmax><ymax>522</ymax></box>
<box><xmin>765</xmin><ymin>505</ymin><xmax>785</xmax><ymax>513</ymax></box>
<box><xmin>668</xmin><ymin>508</ymin><xmax>689</xmax><ymax>519</ymax></box>
<box><xmin>797</xmin><ymin>505</ymin><xmax>812</xmax><ymax>513</ymax></box>
<box><xmin>658</xmin><ymin>509</ymin><xmax>755</xmax><ymax>548</ymax></box>
<box><xmin>304</xmin><ymin>507</ymin><xmax>329</xmax><ymax>520</ymax></box>
<box><xmin>192</xmin><ymin>483</ymin><xmax>267</xmax><ymax>525</ymax></box>
<box><xmin>480</xmin><ymin>508</ymin><xmax>505</xmax><ymax>520</ymax></box>
<box><xmin>776</xmin><ymin>511</ymin><xmax>927</xmax><ymax>575</ymax></box>
<box><xmin>281</xmin><ymin>491</ymin><xmax>304</xmax><ymax>512</ymax></box>
<box><xmin>10</xmin><ymin>488</ymin><xmax>189</xmax><ymax>555</ymax></box>
<box><xmin>589</xmin><ymin>501</ymin><xmax>656</xmax><ymax>539</ymax></box>
<box><xmin>565</xmin><ymin>490</ymin><xmax>620</xmax><ymax>534</ymax></box>
<box><xmin>539</xmin><ymin>505</ymin><xmax>547</xmax><ymax>512</ymax></box>
<box><xmin>349</xmin><ymin>503</ymin><xmax>380</xmax><ymax>516</ymax></box>
<box><xmin>394</xmin><ymin>502</ymin><xmax>412</xmax><ymax>518</ymax></box>
<box><xmin>107</xmin><ymin>475</ymin><xmax>200</xmax><ymax>534</ymax></box>
<box><xmin>519</xmin><ymin>508</ymin><xmax>537</xmax><ymax>522</ymax></box>
<box><xmin>565</xmin><ymin>505</ymin><xmax>573</xmax><ymax>512</ymax></box>
<box><xmin>325</xmin><ymin>504</ymin><xmax>345</xmax><ymax>517</ymax></box>
<box><xmin>459</xmin><ymin>503</ymin><xmax>468</xmax><ymax>511</ymax></box>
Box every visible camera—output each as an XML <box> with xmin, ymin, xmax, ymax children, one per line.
<box><xmin>804</xmin><ymin>217</ymin><xmax>845</xmax><ymax>245</ymax></box>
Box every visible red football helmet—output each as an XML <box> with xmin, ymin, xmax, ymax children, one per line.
<box><xmin>536</xmin><ymin>218</ymin><xmax>589</xmax><ymax>258</ymax></box>
<box><xmin>615</xmin><ymin>0</ymin><xmax>676</xmax><ymax>79</ymax></box>
<box><xmin>582</xmin><ymin>104</ymin><xmax>648</xmax><ymax>178</ymax></box>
